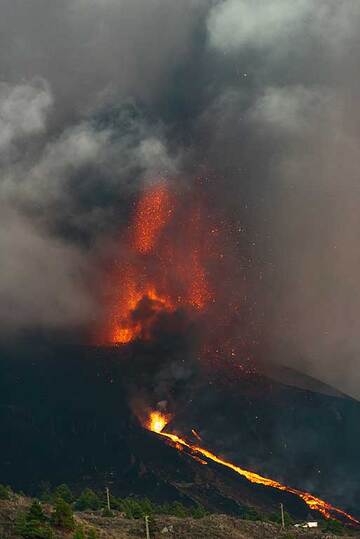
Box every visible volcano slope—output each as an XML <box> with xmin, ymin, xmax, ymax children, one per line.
<box><xmin>0</xmin><ymin>339</ymin><xmax>359</xmax><ymax>522</ymax></box>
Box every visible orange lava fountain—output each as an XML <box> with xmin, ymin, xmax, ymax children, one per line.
<box><xmin>99</xmin><ymin>181</ymin><xmax>215</xmax><ymax>345</ymax></box>
<box><xmin>146</xmin><ymin>411</ymin><xmax>360</xmax><ymax>526</ymax></box>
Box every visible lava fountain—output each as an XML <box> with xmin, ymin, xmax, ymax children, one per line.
<box><xmin>98</xmin><ymin>180</ymin><xmax>220</xmax><ymax>346</ymax></box>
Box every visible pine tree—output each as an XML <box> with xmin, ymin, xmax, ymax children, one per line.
<box><xmin>54</xmin><ymin>483</ymin><xmax>73</xmax><ymax>503</ymax></box>
<box><xmin>52</xmin><ymin>498</ymin><xmax>75</xmax><ymax>530</ymax></box>
<box><xmin>0</xmin><ymin>484</ymin><xmax>12</xmax><ymax>500</ymax></box>
<box><xmin>74</xmin><ymin>488</ymin><xmax>101</xmax><ymax>511</ymax></box>
<box><xmin>27</xmin><ymin>501</ymin><xmax>47</xmax><ymax>523</ymax></box>
<box><xmin>16</xmin><ymin>501</ymin><xmax>53</xmax><ymax>539</ymax></box>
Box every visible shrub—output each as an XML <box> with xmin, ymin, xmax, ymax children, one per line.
<box><xmin>17</xmin><ymin>519</ymin><xmax>53</xmax><ymax>539</ymax></box>
<box><xmin>74</xmin><ymin>489</ymin><xmax>101</xmax><ymax>511</ymax></box>
<box><xmin>51</xmin><ymin>498</ymin><xmax>75</xmax><ymax>530</ymax></box>
<box><xmin>242</xmin><ymin>507</ymin><xmax>262</xmax><ymax>521</ymax></box>
<box><xmin>16</xmin><ymin>501</ymin><xmax>52</xmax><ymax>539</ymax></box>
<box><xmin>38</xmin><ymin>482</ymin><xmax>52</xmax><ymax>503</ymax></box>
<box><xmin>87</xmin><ymin>529</ymin><xmax>99</xmax><ymax>539</ymax></box>
<box><xmin>101</xmin><ymin>507</ymin><xmax>114</xmax><ymax>517</ymax></box>
<box><xmin>27</xmin><ymin>501</ymin><xmax>47</xmax><ymax>523</ymax></box>
<box><xmin>268</xmin><ymin>510</ymin><xmax>294</xmax><ymax>526</ymax></box>
<box><xmin>191</xmin><ymin>504</ymin><xmax>208</xmax><ymax>519</ymax></box>
<box><xmin>121</xmin><ymin>498</ymin><xmax>144</xmax><ymax>519</ymax></box>
<box><xmin>0</xmin><ymin>484</ymin><xmax>12</xmax><ymax>500</ymax></box>
<box><xmin>72</xmin><ymin>526</ymin><xmax>85</xmax><ymax>539</ymax></box>
<box><xmin>322</xmin><ymin>519</ymin><xmax>345</xmax><ymax>535</ymax></box>
<box><xmin>168</xmin><ymin>501</ymin><xmax>189</xmax><ymax>518</ymax></box>
<box><xmin>53</xmin><ymin>483</ymin><xmax>73</xmax><ymax>503</ymax></box>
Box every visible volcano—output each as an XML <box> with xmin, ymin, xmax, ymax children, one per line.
<box><xmin>1</xmin><ymin>183</ymin><xmax>359</xmax><ymax>527</ymax></box>
<box><xmin>1</xmin><ymin>339</ymin><xmax>359</xmax><ymax>524</ymax></box>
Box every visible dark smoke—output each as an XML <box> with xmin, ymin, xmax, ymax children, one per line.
<box><xmin>123</xmin><ymin>307</ymin><xmax>202</xmax><ymax>423</ymax></box>
<box><xmin>1</xmin><ymin>0</ymin><xmax>360</xmax><ymax>398</ymax></box>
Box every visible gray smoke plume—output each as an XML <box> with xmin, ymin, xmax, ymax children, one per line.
<box><xmin>1</xmin><ymin>0</ymin><xmax>360</xmax><ymax>398</ymax></box>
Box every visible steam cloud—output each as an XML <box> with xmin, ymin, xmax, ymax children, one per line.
<box><xmin>1</xmin><ymin>0</ymin><xmax>360</xmax><ymax>398</ymax></box>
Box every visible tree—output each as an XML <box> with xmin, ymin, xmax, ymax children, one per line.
<box><xmin>39</xmin><ymin>482</ymin><xmax>52</xmax><ymax>503</ymax></box>
<box><xmin>51</xmin><ymin>498</ymin><xmax>75</xmax><ymax>530</ymax></box>
<box><xmin>16</xmin><ymin>519</ymin><xmax>53</xmax><ymax>539</ymax></box>
<box><xmin>27</xmin><ymin>501</ymin><xmax>47</xmax><ymax>523</ymax></box>
<box><xmin>16</xmin><ymin>501</ymin><xmax>52</xmax><ymax>539</ymax></box>
<box><xmin>74</xmin><ymin>488</ymin><xmax>101</xmax><ymax>511</ymax></box>
<box><xmin>0</xmin><ymin>484</ymin><xmax>12</xmax><ymax>500</ymax></box>
<box><xmin>54</xmin><ymin>483</ymin><xmax>73</xmax><ymax>503</ymax></box>
<box><xmin>121</xmin><ymin>498</ymin><xmax>144</xmax><ymax>519</ymax></box>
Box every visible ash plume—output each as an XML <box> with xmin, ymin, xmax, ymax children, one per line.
<box><xmin>1</xmin><ymin>0</ymin><xmax>360</xmax><ymax>399</ymax></box>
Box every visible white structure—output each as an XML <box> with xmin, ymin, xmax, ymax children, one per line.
<box><xmin>294</xmin><ymin>521</ymin><xmax>318</xmax><ymax>528</ymax></box>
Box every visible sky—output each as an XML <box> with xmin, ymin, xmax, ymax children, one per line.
<box><xmin>1</xmin><ymin>0</ymin><xmax>360</xmax><ymax>398</ymax></box>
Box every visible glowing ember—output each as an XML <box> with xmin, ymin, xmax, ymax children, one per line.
<box><xmin>133</xmin><ymin>182</ymin><xmax>173</xmax><ymax>255</ymax></box>
<box><xmin>146</xmin><ymin>413</ymin><xmax>360</xmax><ymax>526</ymax></box>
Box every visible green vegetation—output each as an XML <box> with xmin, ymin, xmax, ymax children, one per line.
<box><xmin>117</xmin><ymin>498</ymin><xmax>208</xmax><ymax>519</ymax></box>
<box><xmin>268</xmin><ymin>509</ymin><xmax>294</xmax><ymax>526</ymax></box>
<box><xmin>45</xmin><ymin>483</ymin><xmax>208</xmax><ymax>520</ymax></box>
<box><xmin>72</xmin><ymin>527</ymin><xmax>85</xmax><ymax>539</ymax></box>
<box><xmin>72</xmin><ymin>526</ymin><xmax>98</xmax><ymax>539</ymax></box>
<box><xmin>51</xmin><ymin>498</ymin><xmax>75</xmax><ymax>530</ymax></box>
<box><xmin>241</xmin><ymin>506</ymin><xmax>263</xmax><ymax>521</ymax></box>
<box><xmin>101</xmin><ymin>506</ymin><xmax>114</xmax><ymax>517</ymax></box>
<box><xmin>322</xmin><ymin>518</ymin><xmax>346</xmax><ymax>535</ymax></box>
<box><xmin>74</xmin><ymin>488</ymin><xmax>101</xmax><ymax>511</ymax></box>
<box><xmin>53</xmin><ymin>483</ymin><xmax>73</xmax><ymax>503</ymax></box>
<box><xmin>0</xmin><ymin>484</ymin><xmax>12</xmax><ymax>500</ymax></box>
<box><xmin>16</xmin><ymin>501</ymin><xmax>53</xmax><ymax>539</ymax></box>
<box><xmin>0</xmin><ymin>484</ymin><xmax>355</xmax><ymax>538</ymax></box>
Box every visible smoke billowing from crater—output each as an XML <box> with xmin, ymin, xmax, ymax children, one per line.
<box><xmin>1</xmin><ymin>1</ymin><xmax>360</xmax><ymax>397</ymax></box>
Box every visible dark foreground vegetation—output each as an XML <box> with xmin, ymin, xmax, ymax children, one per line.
<box><xmin>0</xmin><ymin>483</ymin><xmax>358</xmax><ymax>538</ymax></box>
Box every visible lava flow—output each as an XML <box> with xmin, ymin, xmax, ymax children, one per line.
<box><xmin>146</xmin><ymin>411</ymin><xmax>360</xmax><ymax>526</ymax></box>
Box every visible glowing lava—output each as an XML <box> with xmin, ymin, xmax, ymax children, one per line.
<box><xmin>100</xmin><ymin>181</ymin><xmax>215</xmax><ymax>346</ymax></box>
<box><xmin>146</xmin><ymin>412</ymin><xmax>360</xmax><ymax>526</ymax></box>
<box><xmin>133</xmin><ymin>182</ymin><xmax>173</xmax><ymax>254</ymax></box>
<box><xmin>147</xmin><ymin>411</ymin><xmax>171</xmax><ymax>434</ymax></box>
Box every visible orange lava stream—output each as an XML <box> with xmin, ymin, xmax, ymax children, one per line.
<box><xmin>146</xmin><ymin>413</ymin><xmax>359</xmax><ymax>526</ymax></box>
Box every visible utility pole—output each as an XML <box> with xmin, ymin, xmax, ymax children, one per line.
<box><xmin>105</xmin><ymin>487</ymin><xmax>111</xmax><ymax>512</ymax></box>
<box><xmin>280</xmin><ymin>503</ymin><xmax>285</xmax><ymax>529</ymax></box>
<box><xmin>145</xmin><ymin>515</ymin><xmax>150</xmax><ymax>539</ymax></box>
